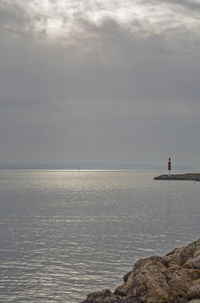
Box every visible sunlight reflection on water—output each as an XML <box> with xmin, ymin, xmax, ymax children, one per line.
<box><xmin>0</xmin><ymin>170</ymin><xmax>200</xmax><ymax>302</ymax></box>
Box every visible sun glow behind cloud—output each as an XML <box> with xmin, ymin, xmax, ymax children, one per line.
<box><xmin>8</xmin><ymin>0</ymin><xmax>200</xmax><ymax>39</ymax></box>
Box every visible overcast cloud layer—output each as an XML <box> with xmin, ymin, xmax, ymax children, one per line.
<box><xmin>0</xmin><ymin>0</ymin><xmax>200</xmax><ymax>169</ymax></box>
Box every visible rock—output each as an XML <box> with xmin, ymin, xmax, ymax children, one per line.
<box><xmin>187</xmin><ymin>284</ymin><xmax>200</xmax><ymax>299</ymax></box>
<box><xmin>165</xmin><ymin>265</ymin><xmax>199</xmax><ymax>301</ymax></box>
<box><xmin>182</xmin><ymin>261</ymin><xmax>194</xmax><ymax>269</ymax></box>
<box><xmin>154</xmin><ymin>173</ymin><xmax>200</xmax><ymax>181</ymax></box>
<box><xmin>123</xmin><ymin>271</ymin><xmax>132</xmax><ymax>283</ymax></box>
<box><xmin>81</xmin><ymin>289</ymin><xmax>140</xmax><ymax>303</ymax></box>
<box><xmin>191</xmin><ymin>256</ymin><xmax>200</xmax><ymax>269</ymax></box>
<box><xmin>193</xmin><ymin>242</ymin><xmax>200</xmax><ymax>258</ymax></box>
<box><xmin>81</xmin><ymin>239</ymin><xmax>200</xmax><ymax>303</ymax></box>
<box><xmin>81</xmin><ymin>289</ymin><xmax>117</xmax><ymax>303</ymax></box>
<box><xmin>165</xmin><ymin>241</ymin><xmax>197</xmax><ymax>266</ymax></box>
<box><xmin>115</xmin><ymin>258</ymin><xmax>170</xmax><ymax>303</ymax></box>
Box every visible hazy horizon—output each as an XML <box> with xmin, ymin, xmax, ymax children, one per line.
<box><xmin>0</xmin><ymin>162</ymin><xmax>193</xmax><ymax>171</ymax></box>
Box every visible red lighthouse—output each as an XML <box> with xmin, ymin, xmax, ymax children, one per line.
<box><xmin>168</xmin><ymin>158</ymin><xmax>171</xmax><ymax>175</ymax></box>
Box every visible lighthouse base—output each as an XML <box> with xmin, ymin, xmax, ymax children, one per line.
<box><xmin>154</xmin><ymin>173</ymin><xmax>200</xmax><ymax>181</ymax></box>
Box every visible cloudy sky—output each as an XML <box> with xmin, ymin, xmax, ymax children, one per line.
<box><xmin>0</xmin><ymin>0</ymin><xmax>200</xmax><ymax>169</ymax></box>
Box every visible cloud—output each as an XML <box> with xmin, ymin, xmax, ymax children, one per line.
<box><xmin>1</xmin><ymin>0</ymin><xmax>200</xmax><ymax>41</ymax></box>
<box><xmin>163</xmin><ymin>0</ymin><xmax>200</xmax><ymax>12</ymax></box>
<box><xmin>0</xmin><ymin>0</ymin><xmax>200</xmax><ymax>167</ymax></box>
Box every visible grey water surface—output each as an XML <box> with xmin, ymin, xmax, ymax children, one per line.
<box><xmin>0</xmin><ymin>170</ymin><xmax>200</xmax><ymax>303</ymax></box>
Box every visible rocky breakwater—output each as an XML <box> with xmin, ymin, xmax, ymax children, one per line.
<box><xmin>81</xmin><ymin>240</ymin><xmax>200</xmax><ymax>303</ymax></box>
<box><xmin>154</xmin><ymin>173</ymin><xmax>200</xmax><ymax>181</ymax></box>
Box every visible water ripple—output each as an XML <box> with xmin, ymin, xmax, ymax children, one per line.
<box><xmin>0</xmin><ymin>171</ymin><xmax>200</xmax><ymax>302</ymax></box>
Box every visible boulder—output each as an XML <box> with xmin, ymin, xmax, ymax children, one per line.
<box><xmin>81</xmin><ymin>289</ymin><xmax>140</xmax><ymax>303</ymax></box>
<box><xmin>187</xmin><ymin>283</ymin><xmax>200</xmax><ymax>299</ymax></box>
<box><xmin>191</xmin><ymin>256</ymin><xmax>200</xmax><ymax>269</ymax></box>
<box><xmin>165</xmin><ymin>241</ymin><xmax>197</xmax><ymax>266</ymax></box>
<box><xmin>81</xmin><ymin>289</ymin><xmax>117</xmax><ymax>303</ymax></box>
<box><xmin>81</xmin><ymin>240</ymin><xmax>200</xmax><ymax>303</ymax></box>
<box><xmin>115</xmin><ymin>258</ymin><xmax>170</xmax><ymax>303</ymax></box>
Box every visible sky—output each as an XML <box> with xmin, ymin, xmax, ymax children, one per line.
<box><xmin>0</xmin><ymin>0</ymin><xmax>200</xmax><ymax>169</ymax></box>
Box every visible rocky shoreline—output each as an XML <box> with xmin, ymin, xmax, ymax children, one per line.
<box><xmin>154</xmin><ymin>173</ymin><xmax>200</xmax><ymax>181</ymax></box>
<box><xmin>81</xmin><ymin>240</ymin><xmax>200</xmax><ymax>303</ymax></box>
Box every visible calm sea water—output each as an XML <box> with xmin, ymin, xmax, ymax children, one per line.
<box><xmin>0</xmin><ymin>170</ymin><xmax>200</xmax><ymax>303</ymax></box>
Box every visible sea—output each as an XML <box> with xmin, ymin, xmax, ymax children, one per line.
<box><xmin>0</xmin><ymin>170</ymin><xmax>200</xmax><ymax>303</ymax></box>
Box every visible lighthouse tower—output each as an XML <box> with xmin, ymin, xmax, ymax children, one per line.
<box><xmin>168</xmin><ymin>158</ymin><xmax>171</xmax><ymax>176</ymax></box>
